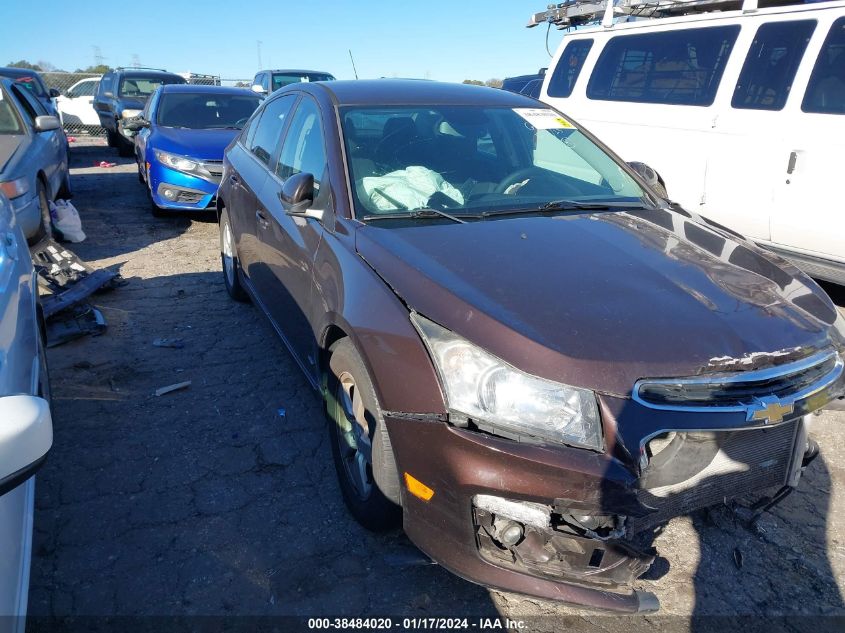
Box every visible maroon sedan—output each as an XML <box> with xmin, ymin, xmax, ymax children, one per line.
<box><xmin>216</xmin><ymin>80</ymin><xmax>845</xmax><ymax>612</ymax></box>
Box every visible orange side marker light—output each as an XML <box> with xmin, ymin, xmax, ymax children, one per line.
<box><xmin>404</xmin><ymin>472</ymin><xmax>435</xmax><ymax>501</ymax></box>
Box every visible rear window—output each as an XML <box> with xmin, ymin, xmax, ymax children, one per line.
<box><xmin>547</xmin><ymin>39</ymin><xmax>594</xmax><ymax>98</ymax></box>
<box><xmin>5</xmin><ymin>74</ymin><xmax>46</xmax><ymax>98</ymax></box>
<box><xmin>587</xmin><ymin>26</ymin><xmax>740</xmax><ymax>106</ymax></box>
<box><xmin>802</xmin><ymin>17</ymin><xmax>845</xmax><ymax>115</ymax></box>
<box><xmin>119</xmin><ymin>75</ymin><xmax>185</xmax><ymax>98</ymax></box>
<box><xmin>732</xmin><ymin>20</ymin><xmax>816</xmax><ymax>111</ymax></box>
<box><xmin>271</xmin><ymin>73</ymin><xmax>334</xmax><ymax>92</ymax></box>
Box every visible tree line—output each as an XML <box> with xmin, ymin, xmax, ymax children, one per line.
<box><xmin>6</xmin><ymin>59</ymin><xmax>111</xmax><ymax>74</ymax></box>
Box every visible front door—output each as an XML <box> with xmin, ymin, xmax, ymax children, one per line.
<box><xmin>256</xmin><ymin>95</ymin><xmax>328</xmax><ymax>382</ymax></box>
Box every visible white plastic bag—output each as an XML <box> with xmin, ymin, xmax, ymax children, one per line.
<box><xmin>362</xmin><ymin>166</ymin><xmax>464</xmax><ymax>212</ymax></box>
<box><xmin>49</xmin><ymin>199</ymin><xmax>86</xmax><ymax>243</ymax></box>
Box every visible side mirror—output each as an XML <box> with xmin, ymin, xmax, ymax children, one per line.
<box><xmin>251</xmin><ymin>84</ymin><xmax>267</xmax><ymax>95</ymax></box>
<box><xmin>0</xmin><ymin>396</ymin><xmax>53</xmax><ymax>497</ymax></box>
<box><xmin>628</xmin><ymin>161</ymin><xmax>668</xmax><ymax>198</ymax></box>
<box><xmin>281</xmin><ymin>172</ymin><xmax>323</xmax><ymax>220</ymax></box>
<box><xmin>49</xmin><ymin>88</ymin><xmax>61</xmax><ymax>98</ymax></box>
<box><xmin>34</xmin><ymin>115</ymin><xmax>61</xmax><ymax>132</ymax></box>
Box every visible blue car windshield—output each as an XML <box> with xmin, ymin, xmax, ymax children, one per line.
<box><xmin>156</xmin><ymin>93</ymin><xmax>262</xmax><ymax>129</ymax></box>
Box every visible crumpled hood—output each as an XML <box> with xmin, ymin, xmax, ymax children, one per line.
<box><xmin>0</xmin><ymin>134</ymin><xmax>26</xmax><ymax>175</ymax></box>
<box><xmin>356</xmin><ymin>208</ymin><xmax>842</xmax><ymax>396</ymax></box>
<box><xmin>151</xmin><ymin>127</ymin><xmax>238</xmax><ymax>161</ymax></box>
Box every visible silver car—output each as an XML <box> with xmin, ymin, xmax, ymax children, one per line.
<box><xmin>0</xmin><ymin>78</ymin><xmax>70</xmax><ymax>241</ymax></box>
<box><xmin>0</xmin><ymin>191</ymin><xmax>53</xmax><ymax>631</ymax></box>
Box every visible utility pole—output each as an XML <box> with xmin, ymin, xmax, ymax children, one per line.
<box><xmin>92</xmin><ymin>45</ymin><xmax>104</xmax><ymax>68</ymax></box>
<box><xmin>131</xmin><ymin>54</ymin><xmax>141</xmax><ymax>68</ymax></box>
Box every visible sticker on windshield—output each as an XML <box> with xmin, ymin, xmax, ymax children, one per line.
<box><xmin>513</xmin><ymin>108</ymin><xmax>575</xmax><ymax>130</ymax></box>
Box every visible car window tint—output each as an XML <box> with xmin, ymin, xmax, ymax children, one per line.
<box><xmin>277</xmin><ymin>97</ymin><xmax>326</xmax><ymax>186</ymax></box>
<box><xmin>587</xmin><ymin>26</ymin><xmax>740</xmax><ymax>105</ymax></box>
<box><xmin>100</xmin><ymin>75</ymin><xmax>114</xmax><ymax>95</ymax></box>
<box><xmin>732</xmin><ymin>20</ymin><xmax>816</xmax><ymax>111</ymax></box>
<box><xmin>119</xmin><ymin>76</ymin><xmax>183</xmax><ymax>98</ymax></box>
<box><xmin>10</xmin><ymin>85</ymin><xmax>41</xmax><ymax>123</ymax></box>
<box><xmin>548</xmin><ymin>39</ymin><xmax>594</xmax><ymax>98</ymax></box>
<box><xmin>271</xmin><ymin>73</ymin><xmax>334</xmax><ymax>91</ymax></box>
<box><xmin>249</xmin><ymin>94</ymin><xmax>297</xmax><ymax>165</ymax></box>
<box><xmin>802</xmin><ymin>17</ymin><xmax>845</xmax><ymax>114</ymax></box>
<box><xmin>0</xmin><ymin>88</ymin><xmax>24</xmax><ymax>134</ymax></box>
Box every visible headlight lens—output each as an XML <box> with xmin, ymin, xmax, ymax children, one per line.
<box><xmin>121</xmin><ymin>109</ymin><xmax>142</xmax><ymax>119</ymax></box>
<box><xmin>155</xmin><ymin>150</ymin><xmax>199</xmax><ymax>173</ymax></box>
<box><xmin>411</xmin><ymin>313</ymin><xmax>603</xmax><ymax>450</ymax></box>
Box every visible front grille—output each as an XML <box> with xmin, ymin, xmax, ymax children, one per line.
<box><xmin>631</xmin><ymin>420</ymin><xmax>798</xmax><ymax>531</ymax></box>
<box><xmin>635</xmin><ymin>349</ymin><xmax>841</xmax><ymax>410</ymax></box>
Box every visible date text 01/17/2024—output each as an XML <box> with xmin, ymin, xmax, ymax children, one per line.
<box><xmin>306</xmin><ymin>618</ymin><xmax>527</xmax><ymax>630</ymax></box>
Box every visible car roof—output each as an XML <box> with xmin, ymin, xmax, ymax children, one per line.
<box><xmin>158</xmin><ymin>84</ymin><xmax>257</xmax><ymax>96</ymax></box>
<box><xmin>300</xmin><ymin>79</ymin><xmax>541</xmax><ymax>107</ymax></box>
<box><xmin>0</xmin><ymin>67</ymin><xmax>46</xmax><ymax>84</ymax></box>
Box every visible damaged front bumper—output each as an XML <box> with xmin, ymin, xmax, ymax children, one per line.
<box><xmin>385</xmin><ymin>349</ymin><xmax>845</xmax><ymax>612</ymax></box>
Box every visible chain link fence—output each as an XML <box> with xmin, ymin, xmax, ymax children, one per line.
<box><xmin>40</xmin><ymin>72</ymin><xmax>253</xmax><ymax>136</ymax></box>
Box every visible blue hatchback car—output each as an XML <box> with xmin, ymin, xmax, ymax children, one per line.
<box><xmin>131</xmin><ymin>84</ymin><xmax>261</xmax><ymax>215</ymax></box>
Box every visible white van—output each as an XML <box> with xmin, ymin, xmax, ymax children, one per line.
<box><xmin>535</xmin><ymin>0</ymin><xmax>845</xmax><ymax>284</ymax></box>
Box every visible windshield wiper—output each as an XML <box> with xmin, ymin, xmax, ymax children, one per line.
<box><xmin>480</xmin><ymin>200</ymin><xmax>646</xmax><ymax>219</ymax></box>
<box><xmin>361</xmin><ymin>208</ymin><xmax>469</xmax><ymax>224</ymax></box>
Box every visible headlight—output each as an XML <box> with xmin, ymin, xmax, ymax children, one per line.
<box><xmin>411</xmin><ymin>313</ymin><xmax>603</xmax><ymax>450</ymax></box>
<box><xmin>0</xmin><ymin>178</ymin><xmax>29</xmax><ymax>199</ymax></box>
<box><xmin>121</xmin><ymin>109</ymin><xmax>142</xmax><ymax>119</ymax></box>
<box><xmin>155</xmin><ymin>150</ymin><xmax>199</xmax><ymax>173</ymax></box>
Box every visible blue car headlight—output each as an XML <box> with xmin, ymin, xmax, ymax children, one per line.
<box><xmin>154</xmin><ymin>150</ymin><xmax>215</xmax><ymax>183</ymax></box>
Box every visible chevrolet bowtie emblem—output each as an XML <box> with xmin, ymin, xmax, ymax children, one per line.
<box><xmin>747</xmin><ymin>397</ymin><xmax>794</xmax><ymax>425</ymax></box>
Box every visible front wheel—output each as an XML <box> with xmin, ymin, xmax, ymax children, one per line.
<box><xmin>29</xmin><ymin>178</ymin><xmax>53</xmax><ymax>244</ymax></box>
<box><xmin>219</xmin><ymin>207</ymin><xmax>248</xmax><ymax>302</ymax></box>
<box><xmin>106</xmin><ymin>128</ymin><xmax>118</xmax><ymax>147</ymax></box>
<box><xmin>327</xmin><ymin>338</ymin><xmax>402</xmax><ymax>531</ymax></box>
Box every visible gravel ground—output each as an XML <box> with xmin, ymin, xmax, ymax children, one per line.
<box><xmin>27</xmin><ymin>138</ymin><xmax>845</xmax><ymax>632</ymax></box>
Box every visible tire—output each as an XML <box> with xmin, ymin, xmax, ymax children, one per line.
<box><xmin>57</xmin><ymin>170</ymin><xmax>73</xmax><ymax>200</ymax></box>
<box><xmin>137</xmin><ymin>156</ymin><xmax>145</xmax><ymax>183</ymax></box>
<box><xmin>28</xmin><ymin>178</ymin><xmax>53</xmax><ymax>245</ymax></box>
<box><xmin>219</xmin><ymin>207</ymin><xmax>249</xmax><ymax>302</ymax></box>
<box><xmin>117</xmin><ymin>138</ymin><xmax>134</xmax><ymax>157</ymax></box>
<box><xmin>145</xmin><ymin>172</ymin><xmax>167</xmax><ymax>218</ymax></box>
<box><xmin>106</xmin><ymin>128</ymin><xmax>118</xmax><ymax>147</ymax></box>
<box><xmin>327</xmin><ymin>338</ymin><xmax>402</xmax><ymax>531</ymax></box>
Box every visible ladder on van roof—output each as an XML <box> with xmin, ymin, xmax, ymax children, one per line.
<box><xmin>527</xmin><ymin>0</ymin><xmax>834</xmax><ymax>29</ymax></box>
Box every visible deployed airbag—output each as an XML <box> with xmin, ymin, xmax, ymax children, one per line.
<box><xmin>363</xmin><ymin>166</ymin><xmax>463</xmax><ymax>212</ymax></box>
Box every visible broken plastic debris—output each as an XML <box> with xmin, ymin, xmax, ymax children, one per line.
<box><xmin>154</xmin><ymin>381</ymin><xmax>192</xmax><ymax>397</ymax></box>
<box><xmin>152</xmin><ymin>338</ymin><xmax>185</xmax><ymax>349</ymax></box>
<box><xmin>46</xmin><ymin>305</ymin><xmax>106</xmax><ymax>348</ymax></box>
<box><xmin>95</xmin><ymin>161</ymin><xmax>117</xmax><ymax>168</ymax></box>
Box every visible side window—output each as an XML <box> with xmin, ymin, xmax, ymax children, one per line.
<box><xmin>547</xmin><ymin>39</ymin><xmax>594</xmax><ymax>98</ymax></box>
<box><xmin>276</xmin><ymin>97</ymin><xmax>327</xmax><ymax>188</ymax></box>
<box><xmin>261</xmin><ymin>74</ymin><xmax>270</xmax><ymax>92</ymax></box>
<box><xmin>587</xmin><ymin>26</ymin><xmax>740</xmax><ymax>106</ymax></box>
<box><xmin>802</xmin><ymin>17</ymin><xmax>845</xmax><ymax>114</ymax></box>
<box><xmin>248</xmin><ymin>94</ymin><xmax>297</xmax><ymax>165</ymax></box>
<box><xmin>10</xmin><ymin>86</ymin><xmax>41</xmax><ymax>124</ymax></box>
<box><xmin>79</xmin><ymin>81</ymin><xmax>98</xmax><ymax>97</ymax></box>
<box><xmin>732</xmin><ymin>20</ymin><xmax>816</xmax><ymax>111</ymax></box>
<box><xmin>100</xmin><ymin>74</ymin><xmax>114</xmax><ymax>96</ymax></box>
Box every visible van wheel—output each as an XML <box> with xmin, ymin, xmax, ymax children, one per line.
<box><xmin>29</xmin><ymin>178</ymin><xmax>53</xmax><ymax>245</ymax></box>
<box><xmin>117</xmin><ymin>139</ymin><xmax>134</xmax><ymax>157</ymax></box>
<box><xmin>219</xmin><ymin>207</ymin><xmax>248</xmax><ymax>302</ymax></box>
<box><xmin>106</xmin><ymin>129</ymin><xmax>118</xmax><ymax>147</ymax></box>
<box><xmin>327</xmin><ymin>338</ymin><xmax>402</xmax><ymax>531</ymax></box>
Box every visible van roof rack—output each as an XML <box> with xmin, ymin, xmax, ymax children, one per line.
<box><xmin>115</xmin><ymin>66</ymin><xmax>169</xmax><ymax>72</ymax></box>
<box><xmin>527</xmin><ymin>0</ymin><xmax>830</xmax><ymax>29</ymax></box>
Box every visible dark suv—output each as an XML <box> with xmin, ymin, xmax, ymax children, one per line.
<box><xmin>93</xmin><ymin>68</ymin><xmax>186</xmax><ymax>155</ymax></box>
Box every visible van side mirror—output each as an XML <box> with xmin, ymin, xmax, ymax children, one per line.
<box><xmin>281</xmin><ymin>172</ymin><xmax>323</xmax><ymax>221</ymax></box>
<box><xmin>0</xmin><ymin>396</ymin><xmax>53</xmax><ymax>497</ymax></box>
<box><xmin>34</xmin><ymin>115</ymin><xmax>61</xmax><ymax>132</ymax></box>
<box><xmin>627</xmin><ymin>161</ymin><xmax>668</xmax><ymax>198</ymax></box>
<box><xmin>49</xmin><ymin>88</ymin><xmax>60</xmax><ymax>98</ymax></box>
<box><xmin>251</xmin><ymin>84</ymin><xmax>267</xmax><ymax>95</ymax></box>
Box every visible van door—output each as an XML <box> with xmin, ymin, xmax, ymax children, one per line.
<box><xmin>769</xmin><ymin>16</ymin><xmax>845</xmax><ymax>264</ymax></box>
<box><xmin>703</xmin><ymin>19</ymin><xmax>817</xmax><ymax>242</ymax></box>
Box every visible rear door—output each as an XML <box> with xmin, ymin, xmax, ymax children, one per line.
<box><xmin>769</xmin><ymin>15</ymin><xmax>845</xmax><ymax>264</ymax></box>
<box><xmin>255</xmin><ymin>95</ymin><xmax>327</xmax><ymax>380</ymax></box>
<box><xmin>229</xmin><ymin>94</ymin><xmax>297</xmax><ymax>282</ymax></box>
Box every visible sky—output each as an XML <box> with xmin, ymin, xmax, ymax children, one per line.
<box><xmin>0</xmin><ymin>0</ymin><xmax>567</xmax><ymax>82</ymax></box>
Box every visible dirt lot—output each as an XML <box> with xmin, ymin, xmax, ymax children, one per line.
<box><xmin>27</xmin><ymin>138</ymin><xmax>845</xmax><ymax>631</ymax></box>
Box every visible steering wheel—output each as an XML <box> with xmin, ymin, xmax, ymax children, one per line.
<box><xmin>494</xmin><ymin>166</ymin><xmax>581</xmax><ymax>196</ymax></box>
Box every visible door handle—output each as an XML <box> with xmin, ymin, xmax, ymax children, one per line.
<box><xmin>256</xmin><ymin>209</ymin><xmax>270</xmax><ymax>230</ymax></box>
<box><xmin>786</xmin><ymin>151</ymin><xmax>798</xmax><ymax>175</ymax></box>
<box><xmin>229</xmin><ymin>173</ymin><xmax>241</xmax><ymax>187</ymax></box>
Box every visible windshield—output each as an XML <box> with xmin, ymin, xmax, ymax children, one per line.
<box><xmin>341</xmin><ymin>105</ymin><xmax>647</xmax><ymax>219</ymax></box>
<box><xmin>119</xmin><ymin>75</ymin><xmax>184</xmax><ymax>98</ymax></box>
<box><xmin>272</xmin><ymin>73</ymin><xmax>334</xmax><ymax>91</ymax></box>
<box><xmin>0</xmin><ymin>88</ymin><xmax>24</xmax><ymax>134</ymax></box>
<box><xmin>156</xmin><ymin>93</ymin><xmax>261</xmax><ymax>129</ymax></box>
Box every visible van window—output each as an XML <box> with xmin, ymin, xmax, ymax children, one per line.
<box><xmin>587</xmin><ymin>26</ymin><xmax>740</xmax><ymax>106</ymax></box>
<box><xmin>100</xmin><ymin>74</ymin><xmax>114</xmax><ymax>96</ymax></box>
<box><xmin>802</xmin><ymin>17</ymin><xmax>845</xmax><ymax>115</ymax></box>
<box><xmin>732</xmin><ymin>20</ymin><xmax>816</xmax><ymax>111</ymax></box>
<box><xmin>547</xmin><ymin>39</ymin><xmax>593</xmax><ymax>98</ymax></box>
